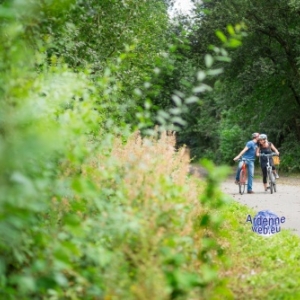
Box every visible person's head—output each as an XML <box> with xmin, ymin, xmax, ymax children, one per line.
<box><xmin>259</xmin><ymin>133</ymin><xmax>268</xmax><ymax>144</ymax></box>
<box><xmin>252</xmin><ymin>132</ymin><xmax>260</xmax><ymax>141</ymax></box>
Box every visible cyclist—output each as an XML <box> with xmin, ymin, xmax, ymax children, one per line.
<box><xmin>233</xmin><ymin>132</ymin><xmax>260</xmax><ymax>194</ymax></box>
<box><xmin>256</xmin><ymin>134</ymin><xmax>280</xmax><ymax>191</ymax></box>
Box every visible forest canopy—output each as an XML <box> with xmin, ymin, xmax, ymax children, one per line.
<box><xmin>176</xmin><ymin>0</ymin><xmax>300</xmax><ymax>170</ymax></box>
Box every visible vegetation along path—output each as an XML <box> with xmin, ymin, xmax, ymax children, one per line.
<box><xmin>221</xmin><ymin>176</ymin><xmax>300</xmax><ymax>236</ymax></box>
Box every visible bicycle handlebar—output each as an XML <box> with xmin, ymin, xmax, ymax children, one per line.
<box><xmin>236</xmin><ymin>158</ymin><xmax>255</xmax><ymax>161</ymax></box>
<box><xmin>259</xmin><ymin>152</ymin><xmax>279</xmax><ymax>157</ymax></box>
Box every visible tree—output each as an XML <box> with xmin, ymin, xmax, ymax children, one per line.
<box><xmin>175</xmin><ymin>0</ymin><xmax>300</xmax><ymax>167</ymax></box>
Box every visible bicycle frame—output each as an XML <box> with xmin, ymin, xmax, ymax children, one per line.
<box><xmin>237</xmin><ymin>158</ymin><xmax>254</xmax><ymax>195</ymax></box>
<box><xmin>260</xmin><ymin>153</ymin><xmax>278</xmax><ymax>194</ymax></box>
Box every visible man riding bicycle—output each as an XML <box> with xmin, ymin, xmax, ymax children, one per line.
<box><xmin>233</xmin><ymin>132</ymin><xmax>260</xmax><ymax>194</ymax></box>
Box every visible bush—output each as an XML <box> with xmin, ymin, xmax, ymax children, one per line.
<box><xmin>278</xmin><ymin>133</ymin><xmax>300</xmax><ymax>173</ymax></box>
<box><xmin>1</xmin><ymin>129</ymin><xmax>231</xmax><ymax>299</ymax></box>
<box><xmin>0</xmin><ymin>1</ymin><xmax>238</xmax><ymax>298</ymax></box>
<box><xmin>219</xmin><ymin>122</ymin><xmax>244</xmax><ymax>164</ymax></box>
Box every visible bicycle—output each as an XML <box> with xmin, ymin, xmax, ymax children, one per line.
<box><xmin>259</xmin><ymin>152</ymin><xmax>279</xmax><ymax>194</ymax></box>
<box><xmin>236</xmin><ymin>158</ymin><xmax>254</xmax><ymax>195</ymax></box>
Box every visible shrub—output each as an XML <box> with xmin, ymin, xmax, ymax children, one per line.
<box><xmin>278</xmin><ymin>132</ymin><xmax>300</xmax><ymax>173</ymax></box>
<box><xmin>219</xmin><ymin>122</ymin><xmax>244</xmax><ymax>164</ymax></box>
<box><xmin>0</xmin><ymin>130</ymin><xmax>231</xmax><ymax>299</ymax></box>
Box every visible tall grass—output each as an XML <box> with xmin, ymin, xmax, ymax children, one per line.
<box><xmin>1</xmin><ymin>128</ymin><xmax>231</xmax><ymax>299</ymax></box>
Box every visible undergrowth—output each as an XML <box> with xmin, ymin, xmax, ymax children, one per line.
<box><xmin>1</xmin><ymin>131</ymin><xmax>232</xmax><ymax>299</ymax></box>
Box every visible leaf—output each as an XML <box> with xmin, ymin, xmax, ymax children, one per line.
<box><xmin>227</xmin><ymin>38</ymin><xmax>242</xmax><ymax>48</ymax></box>
<box><xmin>206</xmin><ymin>68</ymin><xmax>224</xmax><ymax>76</ymax></box>
<box><xmin>10</xmin><ymin>172</ymin><xmax>31</xmax><ymax>185</ymax></box>
<box><xmin>192</xmin><ymin>84</ymin><xmax>212</xmax><ymax>93</ymax></box>
<box><xmin>172</xmin><ymin>95</ymin><xmax>182</xmax><ymax>107</ymax></box>
<box><xmin>185</xmin><ymin>96</ymin><xmax>199</xmax><ymax>104</ymax></box>
<box><xmin>204</xmin><ymin>54</ymin><xmax>214</xmax><ymax>68</ymax></box>
<box><xmin>156</xmin><ymin>116</ymin><xmax>167</xmax><ymax>125</ymax></box>
<box><xmin>227</xmin><ymin>24</ymin><xmax>235</xmax><ymax>36</ymax></box>
<box><xmin>104</xmin><ymin>68</ymin><xmax>111</xmax><ymax>76</ymax></box>
<box><xmin>134</xmin><ymin>88</ymin><xmax>142</xmax><ymax>96</ymax></box>
<box><xmin>200</xmin><ymin>213</ymin><xmax>210</xmax><ymax>226</ymax></box>
<box><xmin>144</xmin><ymin>82</ymin><xmax>151</xmax><ymax>88</ymax></box>
<box><xmin>215</xmin><ymin>56</ymin><xmax>231</xmax><ymax>63</ymax></box>
<box><xmin>54</xmin><ymin>272</ymin><xmax>68</xmax><ymax>286</ymax></box>
<box><xmin>220</xmin><ymin>48</ymin><xmax>229</xmax><ymax>56</ymax></box>
<box><xmin>201</xmin><ymin>264</ymin><xmax>218</xmax><ymax>283</ymax></box>
<box><xmin>197</xmin><ymin>71</ymin><xmax>206</xmax><ymax>81</ymax></box>
<box><xmin>144</xmin><ymin>100</ymin><xmax>151</xmax><ymax>109</ymax></box>
<box><xmin>215</xmin><ymin>30</ymin><xmax>227</xmax><ymax>43</ymax></box>
<box><xmin>169</xmin><ymin>107</ymin><xmax>182</xmax><ymax>115</ymax></box>
<box><xmin>18</xmin><ymin>276</ymin><xmax>36</xmax><ymax>292</ymax></box>
<box><xmin>174</xmin><ymin>90</ymin><xmax>185</xmax><ymax>98</ymax></box>
<box><xmin>171</xmin><ymin>117</ymin><xmax>187</xmax><ymax>126</ymax></box>
<box><xmin>157</xmin><ymin>110</ymin><xmax>170</xmax><ymax>119</ymax></box>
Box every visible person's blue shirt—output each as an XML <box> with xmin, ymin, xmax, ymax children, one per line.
<box><xmin>242</xmin><ymin>141</ymin><xmax>257</xmax><ymax>160</ymax></box>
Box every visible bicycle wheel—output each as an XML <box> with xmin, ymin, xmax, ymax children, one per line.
<box><xmin>239</xmin><ymin>168</ymin><xmax>246</xmax><ymax>195</ymax></box>
<box><xmin>239</xmin><ymin>182</ymin><xmax>245</xmax><ymax>195</ymax></box>
<box><xmin>268</xmin><ymin>169</ymin><xmax>274</xmax><ymax>194</ymax></box>
<box><xmin>272</xmin><ymin>173</ymin><xmax>277</xmax><ymax>193</ymax></box>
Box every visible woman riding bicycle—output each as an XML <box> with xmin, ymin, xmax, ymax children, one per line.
<box><xmin>256</xmin><ymin>134</ymin><xmax>280</xmax><ymax>192</ymax></box>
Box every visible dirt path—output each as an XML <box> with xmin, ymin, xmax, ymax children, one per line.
<box><xmin>221</xmin><ymin>176</ymin><xmax>300</xmax><ymax>236</ymax></box>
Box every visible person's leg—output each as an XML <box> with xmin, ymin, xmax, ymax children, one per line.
<box><xmin>235</xmin><ymin>161</ymin><xmax>243</xmax><ymax>183</ymax></box>
<box><xmin>262</xmin><ymin>166</ymin><xmax>268</xmax><ymax>191</ymax></box>
<box><xmin>247</xmin><ymin>161</ymin><xmax>254</xmax><ymax>192</ymax></box>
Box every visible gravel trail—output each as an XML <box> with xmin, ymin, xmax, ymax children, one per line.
<box><xmin>221</xmin><ymin>176</ymin><xmax>300</xmax><ymax>236</ymax></box>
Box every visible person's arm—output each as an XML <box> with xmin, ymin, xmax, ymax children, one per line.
<box><xmin>271</xmin><ymin>143</ymin><xmax>280</xmax><ymax>155</ymax></box>
<box><xmin>233</xmin><ymin>146</ymin><xmax>249</xmax><ymax>161</ymax></box>
<box><xmin>256</xmin><ymin>146</ymin><xmax>260</xmax><ymax>157</ymax></box>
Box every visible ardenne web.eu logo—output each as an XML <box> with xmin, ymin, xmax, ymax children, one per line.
<box><xmin>246</xmin><ymin>210</ymin><xmax>286</xmax><ymax>236</ymax></box>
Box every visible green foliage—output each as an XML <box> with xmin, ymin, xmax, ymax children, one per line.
<box><xmin>4</xmin><ymin>0</ymin><xmax>300</xmax><ymax>298</ymax></box>
<box><xmin>278</xmin><ymin>132</ymin><xmax>300</xmax><ymax>172</ymax></box>
<box><xmin>195</xmin><ymin>159</ymin><xmax>232</xmax><ymax>298</ymax></box>
<box><xmin>0</xmin><ymin>0</ymin><xmax>240</xmax><ymax>299</ymax></box>
<box><xmin>41</xmin><ymin>0</ymin><xmax>170</xmax><ymax>107</ymax></box>
<box><xmin>219</xmin><ymin>122</ymin><xmax>244</xmax><ymax>164</ymax></box>
<box><xmin>173</xmin><ymin>0</ymin><xmax>300</xmax><ymax>168</ymax></box>
<box><xmin>175</xmin><ymin>22</ymin><xmax>246</xmax><ymax>162</ymax></box>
